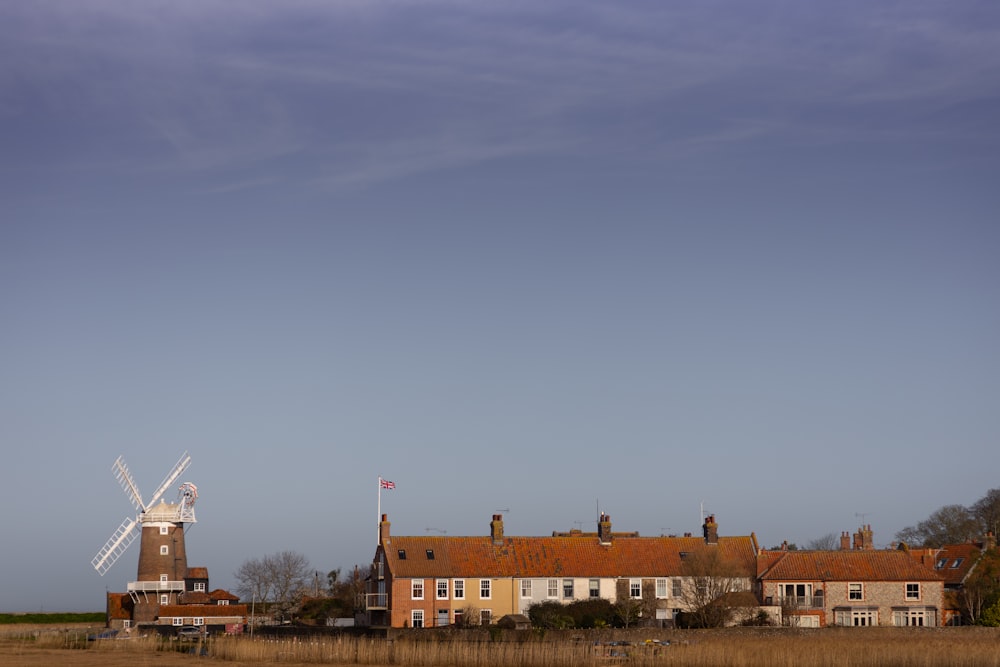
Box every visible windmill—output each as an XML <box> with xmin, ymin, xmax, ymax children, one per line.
<box><xmin>91</xmin><ymin>452</ymin><xmax>198</xmax><ymax>596</ymax></box>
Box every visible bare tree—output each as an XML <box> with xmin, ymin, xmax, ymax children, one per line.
<box><xmin>234</xmin><ymin>557</ymin><xmax>273</xmax><ymax>607</ymax></box>
<box><xmin>677</xmin><ymin>547</ymin><xmax>749</xmax><ymax>628</ymax></box>
<box><xmin>972</xmin><ymin>489</ymin><xmax>1000</xmax><ymax>537</ymax></box>
<box><xmin>896</xmin><ymin>504</ymin><xmax>979</xmax><ymax>548</ymax></box>
<box><xmin>806</xmin><ymin>533</ymin><xmax>838</xmax><ymax>550</ymax></box>
<box><xmin>233</xmin><ymin>551</ymin><xmax>312</xmax><ymax>622</ymax></box>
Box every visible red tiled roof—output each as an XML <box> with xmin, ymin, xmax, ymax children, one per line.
<box><xmin>759</xmin><ymin>550</ymin><xmax>943</xmax><ymax>582</ymax></box>
<box><xmin>925</xmin><ymin>543</ymin><xmax>982</xmax><ymax>586</ymax></box>
<box><xmin>186</xmin><ymin>567</ymin><xmax>209</xmax><ymax>579</ymax></box>
<box><xmin>383</xmin><ymin>534</ymin><xmax>759</xmax><ymax>579</ymax></box>
<box><xmin>158</xmin><ymin>604</ymin><xmax>248</xmax><ymax>618</ymax></box>
<box><xmin>209</xmin><ymin>589</ymin><xmax>240</xmax><ymax>601</ymax></box>
<box><xmin>180</xmin><ymin>591</ymin><xmax>212</xmax><ymax>604</ymax></box>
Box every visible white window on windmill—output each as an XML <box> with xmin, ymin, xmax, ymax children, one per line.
<box><xmin>160</xmin><ymin>545</ymin><xmax>169</xmax><ymax>555</ymax></box>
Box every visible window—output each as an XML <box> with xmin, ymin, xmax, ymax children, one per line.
<box><xmin>849</xmin><ymin>583</ymin><xmax>863</xmax><ymax>601</ymax></box>
<box><xmin>835</xmin><ymin>609</ymin><xmax>877</xmax><ymax>626</ymax></box>
<box><xmin>411</xmin><ymin>610</ymin><xmax>424</xmax><ymax>628</ymax></box>
<box><xmin>426</xmin><ymin>549</ymin><xmax>435</xmax><ymax>560</ymax></box>
<box><xmin>218</xmin><ymin>600</ymin><xmax>229</xmax><ymax>606</ymax></box>
<box><xmin>454</xmin><ymin>580</ymin><xmax>464</xmax><ymax>599</ymax></box>
<box><xmin>412</xmin><ymin>580</ymin><xmax>424</xmax><ymax>600</ymax></box>
<box><xmin>629</xmin><ymin>579</ymin><xmax>642</xmax><ymax>599</ymax></box>
<box><xmin>123</xmin><ymin>620</ymin><xmax>131</xmax><ymax>629</ymax></box>
<box><xmin>160</xmin><ymin>545</ymin><xmax>169</xmax><ymax>555</ymax></box>
<box><xmin>563</xmin><ymin>579</ymin><xmax>574</xmax><ymax>598</ymax></box>
<box><xmin>480</xmin><ymin>609</ymin><xmax>492</xmax><ymax>625</ymax></box>
<box><xmin>160</xmin><ymin>595</ymin><xmax>169</xmax><ymax>605</ymax></box>
<box><xmin>193</xmin><ymin>617</ymin><xmax>204</xmax><ymax>626</ymax></box>
<box><xmin>672</xmin><ymin>579</ymin><xmax>682</xmax><ymax>597</ymax></box>
<box><xmin>520</xmin><ymin>579</ymin><xmax>532</xmax><ymax>598</ymax></box>
<box><xmin>172</xmin><ymin>617</ymin><xmax>183</xmax><ymax>626</ymax></box>
<box><xmin>437</xmin><ymin>579</ymin><xmax>449</xmax><ymax>599</ymax></box>
<box><xmin>480</xmin><ymin>579</ymin><xmax>491</xmax><ymax>599</ymax></box>
<box><xmin>160</xmin><ymin>526</ymin><xmax>169</xmax><ymax>535</ymax></box>
<box><xmin>950</xmin><ymin>558</ymin><xmax>964</xmax><ymax>569</ymax></box>
<box><xmin>453</xmin><ymin>610</ymin><xmax>463</xmax><ymax>626</ymax></box>
<box><xmin>194</xmin><ymin>582</ymin><xmax>206</xmax><ymax>592</ymax></box>
<box><xmin>589</xmin><ymin>579</ymin><xmax>600</xmax><ymax>598</ymax></box>
<box><xmin>398</xmin><ymin>549</ymin><xmax>407</xmax><ymax>560</ymax></box>
<box><xmin>894</xmin><ymin>609</ymin><xmax>928</xmax><ymax>626</ymax></box>
<box><xmin>656</xmin><ymin>578</ymin><xmax>668</xmax><ymax>599</ymax></box>
<box><xmin>935</xmin><ymin>558</ymin><xmax>948</xmax><ymax>569</ymax></box>
<box><xmin>547</xmin><ymin>579</ymin><xmax>559</xmax><ymax>598</ymax></box>
<box><xmin>160</xmin><ymin>574</ymin><xmax>169</xmax><ymax>582</ymax></box>
<box><xmin>906</xmin><ymin>583</ymin><xmax>920</xmax><ymax>601</ymax></box>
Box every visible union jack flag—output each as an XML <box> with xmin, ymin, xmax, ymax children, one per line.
<box><xmin>380</xmin><ymin>477</ymin><xmax>395</xmax><ymax>490</ymax></box>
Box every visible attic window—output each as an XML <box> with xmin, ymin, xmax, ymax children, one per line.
<box><xmin>679</xmin><ymin>552</ymin><xmax>689</xmax><ymax>559</ymax></box>
<box><xmin>951</xmin><ymin>558</ymin><xmax>964</xmax><ymax>568</ymax></box>
<box><xmin>426</xmin><ymin>549</ymin><xmax>435</xmax><ymax>560</ymax></box>
<box><xmin>398</xmin><ymin>549</ymin><xmax>407</xmax><ymax>560</ymax></box>
<box><xmin>935</xmin><ymin>558</ymin><xmax>947</xmax><ymax>569</ymax></box>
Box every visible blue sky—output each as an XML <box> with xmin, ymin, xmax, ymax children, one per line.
<box><xmin>2</xmin><ymin>1</ymin><xmax>998</xmax><ymax>612</ymax></box>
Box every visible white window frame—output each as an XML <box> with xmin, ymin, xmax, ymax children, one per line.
<box><xmin>218</xmin><ymin>599</ymin><xmax>229</xmax><ymax>606</ymax></box>
<box><xmin>480</xmin><ymin>579</ymin><xmax>491</xmax><ymax>600</ymax></box>
<box><xmin>160</xmin><ymin>526</ymin><xmax>169</xmax><ymax>535</ymax></box>
<box><xmin>849</xmin><ymin>583</ymin><xmax>863</xmax><ymax>601</ymax></box>
<box><xmin>655</xmin><ymin>578</ymin><xmax>668</xmax><ymax>599</ymax></box>
<box><xmin>589</xmin><ymin>579</ymin><xmax>600</xmax><ymax>598</ymax></box>
<box><xmin>671</xmin><ymin>578</ymin><xmax>682</xmax><ymax>597</ymax></box>
<box><xmin>436</xmin><ymin>579</ymin><xmax>448</xmax><ymax>600</ymax></box>
<box><xmin>905</xmin><ymin>583</ymin><xmax>920</xmax><ymax>601</ymax></box>
<box><xmin>411</xmin><ymin>610</ymin><xmax>424</xmax><ymax>628</ymax></box>
<box><xmin>894</xmin><ymin>609</ymin><xmax>927</xmax><ymax>626</ymax></box>
<box><xmin>172</xmin><ymin>617</ymin><xmax>184</xmax><ymax>626</ymax></box>
<box><xmin>412</xmin><ymin>580</ymin><xmax>424</xmax><ymax>600</ymax></box>
<box><xmin>194</xmin><ymin>582</ymin><xmax>206</xmax><ymax>592</ymax></box>
<box><xmin>193</xmin><ymin>617</ymin><xmax>204</xmax><ymax>626</ymax></box>
<box><xmin>160</xmin><ymin>545</ymin><xmax>169</xmax><ymax>555</ymax></box>
<box><xmin>453</xmin><ymin>579</ymin><xmax>464</xmax><ymax>599</ymax></box>
<box><xmin>160</xmin><ymin>574</ymin><xmax>169</xmax><ymax>582</ymax></box>
<box><xmin>629</xmin><ymin>579</ymin><xmax>642</xmax><ymax>599</ymax></box>
<box><xmin>563</xmin><ymin>579</ymin><xmax>574</xmax><ymax>599</ymax></box>
<box><xmin>160</xmin><ymin>594</ymin><xmax>169</xmax><ymax>605</ymax></box>
<box><xmin>520</xmin><ymin>579</ymin><xmax>532</xmax><ymax>598</ymax></box>
<box><xmin>547</xmin><ymin>579</ymin><xmax>559</xmax><ymax>598</ymax></box>
<box><xmin>123</xmin><ymin>620</ymin><xmax>131</xmax><ymax>629</ymax></box>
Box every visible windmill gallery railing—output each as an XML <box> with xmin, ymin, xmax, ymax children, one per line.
<box><xmin>127</xmin><ymin>580</ymin><xmax>185</xmax><ymax>592</ymax></box>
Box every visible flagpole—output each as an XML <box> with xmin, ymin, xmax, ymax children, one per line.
<box><xmin>377</xmin><ymin>476</ymin><xmax>382</xmax><ymax>545</ymax></box>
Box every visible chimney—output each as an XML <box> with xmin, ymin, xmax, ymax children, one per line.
<box><xmin>379</xmin><ymin>514</ymin><xmax>391</xmax><ymax>546</ymax></box>
<box><xmin>840</xmin><ymin>532</ymin><xmax>851</xmax><ymax>551</ymax></box>
<box><xmin>781</xmin><ymin>540</ymin><xmax>788</xmax><ymax>551</ymax></box>
<box><xmin>862</xmin><ymin>524</ymin><xmax>873</xmax><ymax>550</ymax></box>
<box><xmin>490</xmin><ymin>514</ymin><xmax>504</xmax><ymax>545</ymax></box>
<box><xmin>598</xmin><ymin>513</ymin><xmax>613</xmax><ymax>544</ymax></box>
<box><xmin>703</xmin><ymin>514</ymin><xmax>718</xmax><ymax>545</ymax></box>
<box><xmin>984</xmin><ymin>531</ymin><xmax>997</xmax><ymax>551</ymax></box>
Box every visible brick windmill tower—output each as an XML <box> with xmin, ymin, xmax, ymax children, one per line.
<box><xmin>92</xmin><ymin>452</ymin><xmax>198</xmax><ymax>622</ymax></box>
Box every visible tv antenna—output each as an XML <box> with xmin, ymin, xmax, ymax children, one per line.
<box><xmin>855</xmin><ymin>512</ymin><xmax>873</xmax><ymax>524</ymax></box>
<box><xmin>425</xmin><ymin>527</ymin><xmax>447</xmax><ymax>534</ymax></box>
<box><xmin>495</xmin><ymin>508</ymin><xmax>510</xmax><ymax>514</ymax></box>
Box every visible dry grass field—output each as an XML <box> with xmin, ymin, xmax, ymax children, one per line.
<box><xmin>2</xmin><ymin>624</ymin><xmax>998</xmax><ymax>667</ymax></box>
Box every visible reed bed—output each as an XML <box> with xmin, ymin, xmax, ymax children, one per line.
<box><xmin>3</xmin><ymin>625</ymin><xmax>999</xmax><ymax>666</ymax></box>
<box><xmin>205</xmin><ymin>627</ymin><xmax>1000</xmax><ymax>667</ymax></box>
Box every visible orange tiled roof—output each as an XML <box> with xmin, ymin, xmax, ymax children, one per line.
<box><xmin>209</xmin><ymin>589</ymin><xmax>240</xmax><ymax>602</ymax></box>
<box><xmin>186</xmin><ymin>567</ymin><xmax>209</xmax><ymax>579</ymax></box>
<box><xmin>180</xmin><ymin>591</ymin><xmax>212</xmax><ymax>604</ymax></box>
<box><xmin>759</xmin><ymin>550</ymin><xmax>943</xmax><ymax>582</ymax></box>
<box><xmin>383</xmin><ymin>534</ymin><xmax>759</xmax><ymax>579</ymax></box>
<box><xmin>927</xmin><ymin>543</ymin><xmax>982</xmax><ymax>586</ymax></box>
<box><xmin>158</xmin><ymin>604</ymin><xmax>248</xmax><ymax>618</ymax></box>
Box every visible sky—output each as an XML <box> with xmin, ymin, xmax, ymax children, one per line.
<box><xmin>2</xmin><ymin>0</ymin><xmax>998</xmax><ymax>613</ymax></box>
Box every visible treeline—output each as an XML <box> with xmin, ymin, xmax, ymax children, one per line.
<box><xmin>0</xmin><ymin>612</ymin><xmax>105</xmax><ymax>624</ymax></box>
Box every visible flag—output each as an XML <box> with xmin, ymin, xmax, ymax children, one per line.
<box><xmin>380</xmin><ymin>478</ymin><xmax>396</xmax><ymax>490</ymax></box>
